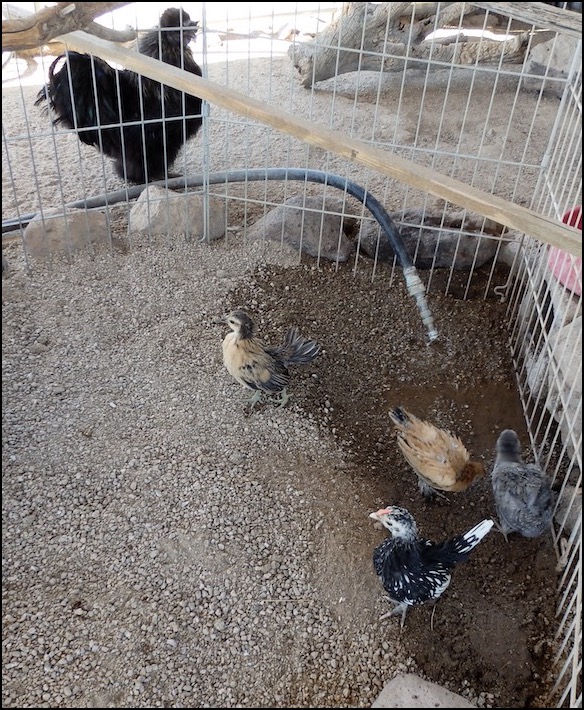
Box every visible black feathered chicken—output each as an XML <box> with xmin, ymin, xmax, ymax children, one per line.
<box><xmin>369</xmin><ymin>505</ymin><xmax>493</xmax><ymax>627</ymax></box>
<box><xmin>34</xmin><ymin>7</ymin><xmax>203</xmax><ymax>184</ymax></box>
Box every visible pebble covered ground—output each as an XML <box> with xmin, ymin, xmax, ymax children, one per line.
<box><xmin>2</xmin><ymin>234</ymin><xmax>557</xmax><ymax>708</ymax></box>
<box><xmin>2</xmin><ymin>238</ymin><xmax>412</xmax><ymax>709</ymax></box>
<box><xmin>1</xmin><ymin>8</ymin><xmax>568</xmax><ymax>706</ymax></box>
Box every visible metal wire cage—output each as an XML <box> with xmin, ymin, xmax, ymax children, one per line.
<box><xmin>2</xmin><ymin>1</ymin><xmax>582</xmax><ymax>707</ymax></box>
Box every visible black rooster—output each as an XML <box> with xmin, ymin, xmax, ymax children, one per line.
<box><xmin>35</xmin><ymin>7</ymin><xmax>203</xmax><ymax>184</ymax></box>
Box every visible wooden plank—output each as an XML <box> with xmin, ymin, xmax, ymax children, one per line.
<box><xmin>6</xmin><ymin>3</ymin><xmax>581</xmax><ymax>257</ymax></box>
<box><xmin>57</xmin><ymin>30</ymin><xmax>584</xmax><ymax>257</ymax></box>
<box><xmin>471</xmin><ymin>2</ymin><xmax>582</xmax><ymax>38</ymax></box>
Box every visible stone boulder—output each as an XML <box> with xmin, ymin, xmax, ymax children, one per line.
<box><xmin>246</xmin><ymin>195</ymin><xmax>357</xmax><ymax>262</ymax></box>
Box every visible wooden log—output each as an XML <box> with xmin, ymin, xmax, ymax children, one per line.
<box><xmin>2</xmin><ymin>1</ymin><xmax>133</xmax><ymax>51</ymax></box>
<box><xmin>288</xmin><ymin>1</ymin><xmax>559</xmax><ymax>87</ymax></box>
<box><xmin>472</xmin><ymin>2</ymin><xmax>582</xmax><ymax>38</ymax></box>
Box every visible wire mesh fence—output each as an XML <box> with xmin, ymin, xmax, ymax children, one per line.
<box><xmin>2</xmin><ymin>1</ymin><xmax>582</xmax><ymax>707</ymax></box>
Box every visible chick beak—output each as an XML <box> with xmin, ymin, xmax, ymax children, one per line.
<box><xmin>213</xmin><ymin>315</ymin><xmax>227</xmax><ymax>325</ymax></box>
<box><xmin>369</xmin><ymin>507</ymin><xmax>392</xmax><ymax>521</ymax></box>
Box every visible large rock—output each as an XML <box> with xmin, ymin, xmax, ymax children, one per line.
<box><xmin>371</xmin><ymin>673</ymin><xmax>476</xmax><ymax>708</ymax></box>
<box><xmin>554</xmin><ymin>484</ymin><xmax>582</xmax><ymax>538</ymax></box>
<box><xmin>246</xmin><ymin>195</ymin><xmax>357</xmax><ymax>262</ymax></box>
<box><xmin>547</xmin><ymin>315</ymin><xmax>582</xmax><ymax>460</ymax></box>
<box><xmin>23</xmin><ymin>208</ymin><xmax>110</xmax><ymax>258</ymax></box>
<box><xmin>524</xmin><ymin>36</ymin><xmax>581</xmax><ymax>98</ymax></box>
<box><xmin>129</xmin><ymin>186</ymin><xmax>226</xmax><ymax>241</ymax></box>
<box><xmin>525</xmin><ymin>346</ymin><xmax>550</xmax><ymax>401</ymax></box>
<box><xmin>518</xmin><ymin>267</ymin><xmax>581</xmax><ymax>459</ymax></box>
<box><xmin>546</xmin><ymin>274</ymin><xmax>582</xmax><ymax>333</ymax></box>
<box><xmin>358</xmin><ymin>209</ymin><xmax>499</xmax><ymax>269</ymax></box>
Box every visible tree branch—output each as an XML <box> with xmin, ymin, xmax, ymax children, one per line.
<box><xmin>288</xmin><ymin>1</ymin><xmax>557</xmax><ymax>87</ymax></box>
<box><xmin>2</xmin><ymin>1</ymin><xmax>134</xmax><ymax>51</ymax></box>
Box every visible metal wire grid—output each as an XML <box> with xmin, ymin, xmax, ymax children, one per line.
<box><xmin>1</xmin><ymin>2</ymin><xmax>582</xmax><ymax>705</ymax></box>
<box><xmin>2</xmin><ymin>2</ymin><xmax>572</xmax><ymax>276</ymax></box>
<box><xmin>191</xmin><ymin>0</ymin><xmax>579</xmax><ymax>305</ymax></box>
<box><xmin>503</xmin><ymin>45</ymin><xmax>582</xmax><ymax>708</ymax></box>
<box><xmin>506</xmin><ymin>233</ymin><xmax>582</xmax><ymax>707</ymax></box>
<box><xmin>2</xmin><ymin>2</ymin><xmax>217</xmax><ymax>265</ymax></box>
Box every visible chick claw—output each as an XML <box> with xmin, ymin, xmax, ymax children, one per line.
<box><xmin>492</xmin><ymin>518</ymin><xmax>510</xmax><ymax>543</ymax></box>
<box><xmin>247</xmin><ymin>390</ymin><xmax>264</xmax><ymax>409</ymax></box>
<box><xmin>261</xmin><ymin>389</ymin><xmax>291</xmax><ymax>407</ymax></box>
<box><xmin>379</xmin><ymin>601</ymin><xmax>408</xmax><ymax>628</ymax></box>
<box><xmin>275</xmin><ymin>388</ymin><xmax>290</xmax><ymax>408</ymax></box>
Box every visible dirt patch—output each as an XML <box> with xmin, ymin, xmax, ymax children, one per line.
<box><xmin>227</xmin><ymin>255</ymin><xmax>559</xmax><ymax>708</ymax></box>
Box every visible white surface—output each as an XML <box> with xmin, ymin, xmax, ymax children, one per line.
<box><xmin>371</xmin><ymin>673</ymin><xmax>477</xmax><ymax>708</ymax></box>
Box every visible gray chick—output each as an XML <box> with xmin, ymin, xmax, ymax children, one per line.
<box><xmin>491</xmin><ymin>429</ymin><xmax>554</xmax><ymax>541</ymax></box>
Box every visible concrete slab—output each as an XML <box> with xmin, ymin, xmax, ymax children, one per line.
<box><xmin>371</xmin><ymin>673</ymin><xmax>476</xmax><ymax>708</ymax></box>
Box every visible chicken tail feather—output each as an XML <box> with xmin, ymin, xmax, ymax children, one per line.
<box><xmin>456</xmin><ymin>519</ymin><xmax>494</xmax><ymax>554</ymax></box>
<box><xmin>389</xmin><ymin>406</ymin><xmax>411</xmax><ymax>428</ymax></box>
<box><xmin>434</xmin><ymin>518</ymin><xmax>494</xmax><ymax>566</ymax></box>
<box><xmin>280</xmin><ymin>327</ymin><xmax>320</xmax><ymax>366</ymax></box>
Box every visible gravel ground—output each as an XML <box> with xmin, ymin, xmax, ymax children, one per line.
<box><xmin>1</xmin><ymin>235</ymin><xmax>558</xmax><ymax>709</ymax></box>
<box><xmin>2</xmin><ymin>12</ymin><xmax>563</xmax><ymax>708</ymax></box>
<box><xmin>2</xmin><ymin>238</ymin><xmax>404</xmax><ymax>708</ymax></box>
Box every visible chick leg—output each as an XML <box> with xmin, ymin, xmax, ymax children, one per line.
<box><xmin>276</xmin><ymin>388</ymin><xmax>290</xmax><ymax>407</ymax></box>
<box><xmin>419</xmin><ymin>477</ymin><xmax>450</xmax><ymax>502</ymax></box>
<box><xmin>266</xmin><ymin>388</ymin><xmax>291</xmax><ymax>407</ymax></box>
<box><xmin>430</xmin><ymin>604</ymin><xmax>437</xmax><ymax>631</ymax></box>
<box><xmin>379</xmin><ymin>600</ymin><xmax>408</xmax><ymax>628</ymax></box>
<box><xmin>492</xmin><ymin>518</ymin><xmax>510</xmax><ymax>543</ymax></box>
<box><xmin>248</xmin><ymin>390</ymin><xmax>264</xmax><ymax>408</ymax></box>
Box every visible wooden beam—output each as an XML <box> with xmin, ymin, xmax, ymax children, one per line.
<box><xmin>7</xmin><ymin>3</ymin><xmax>581</xmax><ymax>257</ymax></box>
<box><xmin>471</xmin><ymin>2</ymin><xmax>582</xmax><ymax>38</ymax></box>
<box><xmin>57</xmin><ymin>30</ymin><xmax>582</xmax><ymax>256</ymax></box>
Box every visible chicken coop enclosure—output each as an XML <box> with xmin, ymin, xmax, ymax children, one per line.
<box><xmin>2</xmin><ymin>1</ymin><xmax>582</xmax><ymax>708</ymax></box>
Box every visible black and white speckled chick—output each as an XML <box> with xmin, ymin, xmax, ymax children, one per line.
<box><xmin>491</xmin><ymin>429</ymin><xmax>555</xmax><ymax>541</ymax></box>
<box><xmin>369</xmin><ymin>506</ymin><xmax>493</xmax><ymax>627</ymax></box>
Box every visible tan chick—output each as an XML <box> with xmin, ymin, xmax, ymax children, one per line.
<box><xmin>221</xmin><ymin>309</ymin><xmax>320</xmax><ymax>408</ymax></box>
<box><xmin>388</xmin><ymin>406</ymin><xmax>486</xmax><ymax>500</ymax></box>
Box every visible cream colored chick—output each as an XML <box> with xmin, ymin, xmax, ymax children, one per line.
<box><xmin>221</xmin><ymin>310</ymin><xmax>320</xmax><ymax>407</ymax></box>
